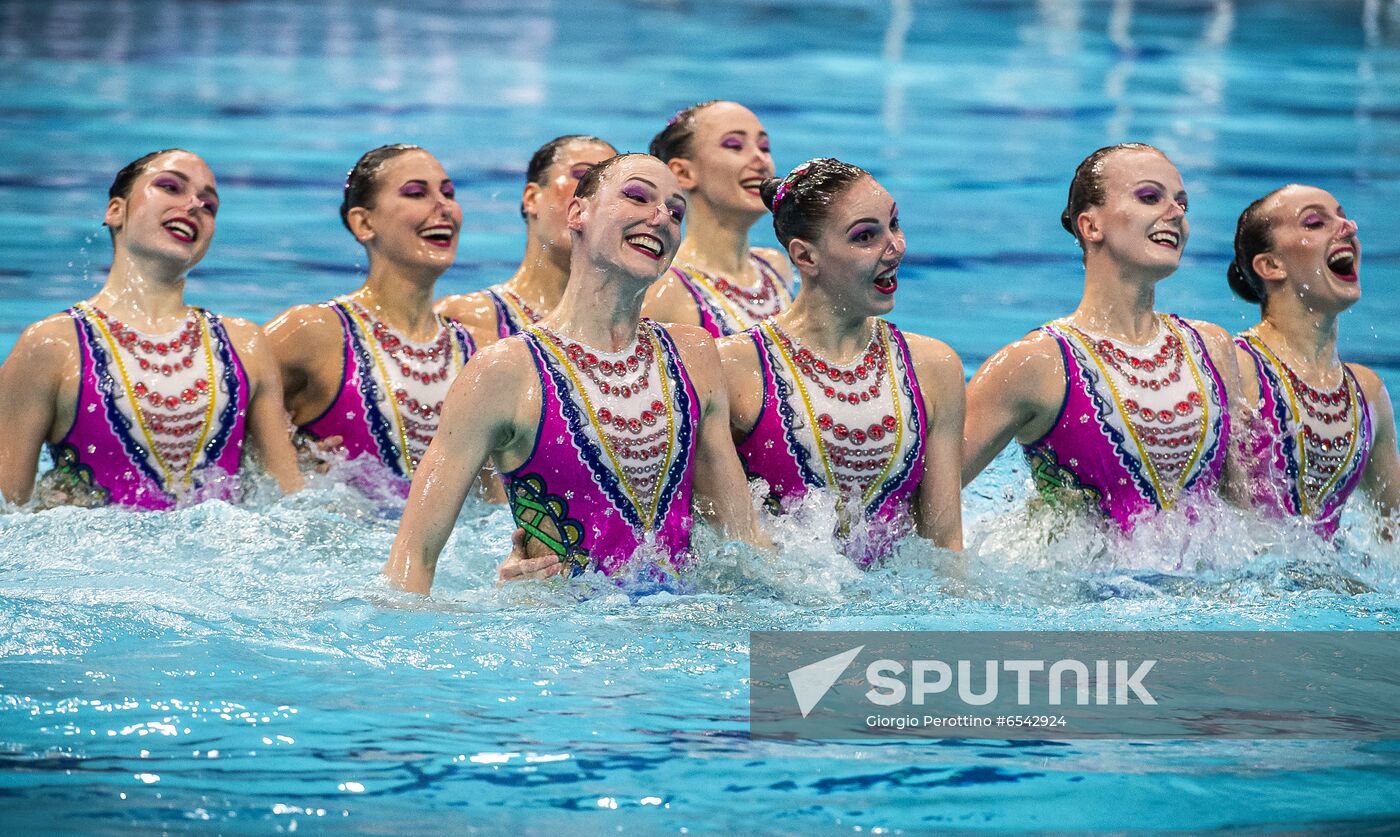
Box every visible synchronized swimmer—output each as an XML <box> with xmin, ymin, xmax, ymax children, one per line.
<box><xmin>1</xmin><ymin>101</ymin><xmax>1397</xmax><ymax>592</ymax></box>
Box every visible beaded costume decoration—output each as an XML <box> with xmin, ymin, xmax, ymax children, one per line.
<box><xmin>670</xmin><ymin>250</ymin><xmax>794</xmax><ymax>337</ymax></box>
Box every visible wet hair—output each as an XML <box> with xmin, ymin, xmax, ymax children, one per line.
<box><xmin>339</xmin><ymin>144</ymin><xmax>422</xmax><ymax>233</ymax></box>
<box><xmin>109</xmin><ymin>148</ymin><xmax>187</xmax><ymax>201</ymax></box>
<box><xmin>1060</xmin><ymin>142</ymin><xmax>1163</xmax><ymax>248</ymax></box>
<box><xmin>106</xmin><ymin>148</ymin><xmax>189</xmax><ymax>241</ymax></box>
<box><xmin>571</xmin><ymin>153</ymin><xmax>654</xmax><ymax>203</ymax></box>
<box><xmin>1228</xmin><ymin>186</ymin><xmax>1290</xmax><ymax>305</ymax></box>
<box><xmin>648</xmin><ymin>100</ymin><xmax>723</xmax><ymax>162</ymax></box>
<box><xmin>757</xmin><ymin>158</ymin><xmax>869</xmax><ymax>248</ymax></box>
<box><xmin>521</xmin><ymin>134</ymin><xmax>615</xmax><ymax>220</ymax></box>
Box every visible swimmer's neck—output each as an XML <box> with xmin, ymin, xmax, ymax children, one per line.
<box><xmin>1070</xmin><ymin>258</ymin><xmax>1167</xmax><ymax>344</ymax></box>
<box><xmin>504</xmin><ymin>228</ymin><xmax>571</xmax><ymax>311</ymax></box>
<box><xmin>90</xmin><ymin>248</ymin><xmax>191</xmax><ymax>328</ymax></box>
<box><xmin>353</xmin><ymin>260</ymin><xmax>445</xmax><ymax>341</ymax></box>
<box><xmin>775</xmin><ymin>285</ymin><xmax>878</xmax><ymax>363</ymax></box>
<box><xmin>1256</xmin><ymin>305</ymin><xmax>1342</xmax><ymax>372</ymax></box>
<box><xmin>674</xmin><ymin>195</ymin><xmax>763</xmax><ymax>283</ymax></box>
<box><xmin>544</xmin><ymin>262</ymin><xmax>650</xmax><ymax>352</ymax></box>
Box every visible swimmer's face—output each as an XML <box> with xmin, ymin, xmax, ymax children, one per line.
<box><xmin>347</xmin><ymin>149</ymin><xmax>461</xmax><ymax>274</ymax></box>
<box><xmin>1255</xmin><ymin>185</ymin><xmax>1360</xmax><ymax>312</ymax></box>
<box><xmin>670</xmin><ymin>102</ymin><xmax>773</xmax><ymax>219</ymax></box>
<box><xmin>569</xmin><ymin>156</ymin><xmax>685</xmax><ymax>285</ymax></box>
<box><xmin>1079</xmin><ymin>149</ymin><xmax>1189</xmax><ymax>281</ymax></box>
<box><xmin>105</xmin><ymin>150</ymin><xmax>219</xmax><ymax>270</ymax></box>
<box><xmin>800</xmin><ymin>175</ymin><xmax>904</xmax><ymax>316</ymax></box>
<box><xmin>526</xmin><ymin>140</ymin><xmax>616</xmax><ymax>258</ymax></box>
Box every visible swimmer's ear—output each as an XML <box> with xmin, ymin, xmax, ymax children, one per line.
<box><xmin>566</xmin><ymin>194</ymin><xmax>586</xmax><ymax>233</ymax></box>
<box><xmin>345</xmin><ymin>206</ymin><xmax>374</xmax><ymax>244</ymax></box>
<box><xmin>103</xmin><ymin>196</ymin><xmax>126</xmax><ymax>232</ymax></box>
<box><xmin>521</xmin><ymin>181</ymin><xmax>543</xmax><ymax>221</ymax></box>
<box><xmin>1076</xmin><ymin>209</ymin><xmax>1103</xmax><ymax>245</ymax></box>
<box><xmin>788</xmin><ymin>237</ymin><xmax>818</xmax><ymax>273</ymax></box>
<box><xmin>1251</xmin><ymin>251</ymin><xmax>1287</xmax><ymax>283</ymax></box>
<box><xmin>667</xmin><ymin>157</ymin><xmax>697</xmax><ymax>191</ymax></box>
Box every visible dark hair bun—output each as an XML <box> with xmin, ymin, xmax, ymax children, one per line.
<box><xmin>1060</xmin><ymin>208</ymin><xmax>1075</xmax><ymax>236</ymax></box>
<box><xmin>758</xmin><ymin>176</ymin><xmax>783</xmax><ymax>212</ymax></box>
<box><xmin>1226</xmin><ymin>260</ymin><xmax>1263</xmax><ymax>304</ymax></box>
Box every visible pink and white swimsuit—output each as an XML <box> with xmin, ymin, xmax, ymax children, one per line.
<box><xmin>735</xmin><ymin>319</ymin><xmax>927</xmax><ymax>564</ymax></box>
<box><xmin>505</xmin><ymin>320</ymin><xmax>700</xmax><ymax>577</ymax></box>
<box><xmin>668</xmin><ymin>250</ymin><xmax>795</xmax><ymax>338</ymax></box>
<box><xmin>300</xmin><ymin>298</ymin><xmax>475</xmax><ymax>492</ymax></box>
<box><xmin>482</xmin><ymin>284</ymin><xmax>543</xmax><ymax>339</ymax></box>
<box><xmin>47</xmin><ymin>304</ymin><xmax>248</xmax><ymax>510</ymax></box>
<box><xmin>1235</xmin><ymin>333</ymin><xmax>1372</xmax><ymax>538</ymax></box>
<box><xmin>1023</xmin><ymin>314</ymin><xmax>1230</xmax><ymax>529</ymax></box>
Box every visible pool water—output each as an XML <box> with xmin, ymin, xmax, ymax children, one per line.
<box><xmin>3</xmin><ymin>0</ymin><xmax>1400</xmax><ymax>832</ymax></box>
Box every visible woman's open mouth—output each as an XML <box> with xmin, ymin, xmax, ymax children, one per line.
<box><xmin>626</xmin><ymin>233</ymin><xmax>664</xmax><ymax>261</ymax></box>
<box><xmin>873</xmin><ymin>266</ymin><xmax>898</xmax><ymax>295</ymax></box>
<box><xmin>163</xmin><ymin>217</ymin><xmax>198</xmax><ymax>243</ymax></box>
<box><xmin>1148</xmin><ymin>229</ymin><xmax>1180</xmax><ymax>250</ymax></box>
<box><xmin>1327</xmin><ymin>245</ymin><xmax>1358</xmax><ymax>282</ymax></box>
<box><xmin>419</xmin><ymin>224</ymin><xmax>456</xmax><ymax>248</ymax></box>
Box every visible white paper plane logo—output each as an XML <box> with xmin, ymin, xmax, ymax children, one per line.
<box><xmin>787</xmin><ymin>645</ymin><xmax>864</xmax><ymax>718</ymax></box>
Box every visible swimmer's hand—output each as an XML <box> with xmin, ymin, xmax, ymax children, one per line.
<box><xmin>497</xmin><ymin>528</ymin><xmax>566</xmax><ymax>583</ymax></box>
<box><xmin>294</xmin><ymin>433</ymin><xmax>344</xmax><ymax>474</ymax></box>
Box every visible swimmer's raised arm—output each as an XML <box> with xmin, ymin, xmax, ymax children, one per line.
<box><xmin>962</xmin><ymin>331</ymin><xmax>1065</xmax><ymax>486</ymax></box>
<box><xmin>907</xmin><ymin>334</ymin><xmax>965</xmax><ymax>550</ymax></box>
<box><xmin>669</xmin><ymin>324</ymin><xmax>768</xmax><ymax>546</ymax></box>
<box><xmin>223</xmin><ymin>318</ymin><xmax>303</xmax><ymax>493</ymax></box>
<box><xmin>0</xmin><ymin>316</ymin><xmax>71</xmax><ymax>506</ymax></box>
<box><xmin>384</xmin><ymin>340</ymin><xmax>537</xmax><ymax>594</ymax></box>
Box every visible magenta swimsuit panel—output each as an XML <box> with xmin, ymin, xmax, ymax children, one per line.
<box><xmin>50</xmin><ymin>306</ymin><xmax>249</xmax><ymax>510</ymax></box>
<box><xmin>1023</xmin><ymin>315</ymin><xmax>1230</xmax><ymax>529</ymax></box>
<box><xmin>1235</xmin><ymin>336</ymin><xmax>1373</xmax><ymax>538</ymax></box>
<box><xmin>735</xmin><ymin>319</ymin><xmax>928</xmax><ymax>565</ymax></box>
<box><xmin>300</xmin><ymin>300</ymin><xmax>476</xmax><ymax>492</ymax></box>
<box><xmin>504</xmin><ymin>320</ymin><xmax>700</xmax><ymax>577</ymax></box>
<box><xmin>484</xmin><ymin>287</ymin><xmax>530</xmax><ymax>339</ymax></box>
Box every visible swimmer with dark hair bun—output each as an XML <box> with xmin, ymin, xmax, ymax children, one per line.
<box><xmin>0</xmin><ymin>149</ymin><xmax>302</xmax><ymax>508</ymax></box>
<box><xmin>717</xmin><ymin>158</ymin><xmax>965</xmax><ymax>561</ymax></box>
<box><xmin>435</xmin><ymin>134</ymin><xmax>616</xmax><ymax>347</ymax></box>
<box><xmin>642</xmin><ymin>101</ymin><xmax>796</xmax><ymax>337</ymax></box>
<box><xmin>963</xmin><ymin>143</ymin><xmax>1245</xmax><ymax>529</ymax></box>
<box><xmin>265</xmin><ymin>145</ymin><xmax>476</xmax><ymax>493</ymax></box>
<box><xmin>1228</xmin><ymin>184</ymin><xmax>1400</xmax><ymax>537</ymax></box>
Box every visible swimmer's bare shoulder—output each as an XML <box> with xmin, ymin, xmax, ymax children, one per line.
<box><xmin>656</xmin><ymin>322</ymin><xmax>723</xmax><ymax>405</ymax></box>
<box><xmin>263</xmin><ymin>303</ymin><xmax>346</xmax><ymax>422</ymax></box>
<box><xmin>444</xmin><ymin>335</ymin><xmax>543</xmax><ymax>470</ymax></box>
<box><xmin>752</xmin><ymin>245</ymin><xmax>795</xmax><ymax>285</ymax></box>
<box><xmin>962</xmin><ymin>329</ymin><xmax>1066</xmax><ymax>484</ymax></box>
<box><xmin>0</xmin><ymin>313</ymin><xmax>81</xmax><ymax>504</ymax></box>
<box><xmin>716</xmin><ymin>329</ymin><xmax>763</xmax><ymax>438</ymax></box>
<box><xmin>1185</xmin><ymin>318</ymin><xmax>1247</xmax><ymax>410</ymax></box>
<box><xmin>434</xmin><ymin>290</ymin><xmax>503</xmax><ymax>349</ymax></box>
<box><xmin>2</xmin><ymin>312</ymin><xmax>81</xmax><ymax>424</ymax></box>
<box><xmin>901</xmin><ymin>331</ymin><xmax>967</xmax><ymax>418</ymax></box>
<box><xmin>641</xmin><ymin>267</ymin><xmax>702</xmax><ymax>327</ymax></box>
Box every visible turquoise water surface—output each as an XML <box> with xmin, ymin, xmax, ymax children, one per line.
<box><xmin>3</xmin><ymin>1</ymin><xmax>1400</xmax><ymax>832</ymax></box>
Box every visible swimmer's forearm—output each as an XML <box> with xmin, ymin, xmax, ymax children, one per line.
<box><xmin>383</xmin><ymin>540</ymin><xmax>436</xmax><ymax>594</ymax></box>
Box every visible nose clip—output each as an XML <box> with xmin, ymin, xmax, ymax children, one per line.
<box><xmin>1341</xmin><ymin>218</ymin><xmax>1359</xmax><ymax>237</ymax></box>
